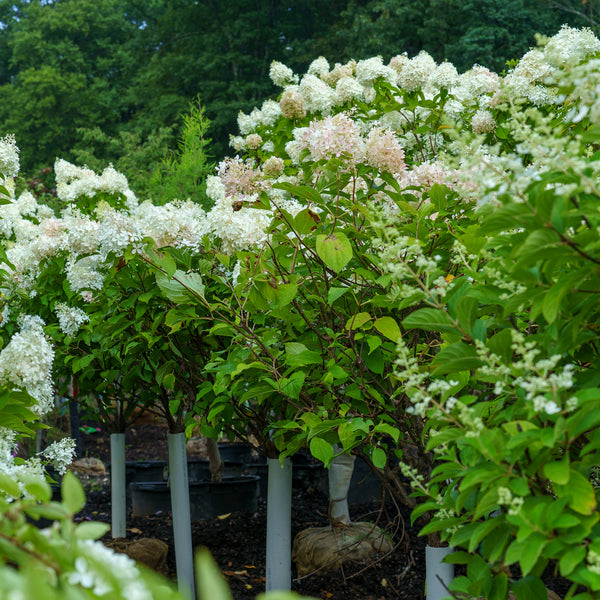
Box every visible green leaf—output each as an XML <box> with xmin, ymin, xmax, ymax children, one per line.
<box><xmin>346</xmin><ymin>312</ymin><xmax>372</xmax><ymax>330</ymax></box>
<box><xmin>23</xmin><ymin>477</ymin><xmax>51</xmax><ymax>503</ymax></box>
<box><xmin>402</xmin><ymin>308</ymin><xmax>456</xmax><ymax>333</ymax></box>
<box><xmin>542</xmin><ymin>269</ymin><xmax>588</xmax><ymax>324</ymax></box>
<box><xmin>156</xmin><ymin>269</ymin><xmax>205</xmax><ymax>303</ymax></box>
<box><xmin>75</xmin><ymin>521</ymin><xmax>111</xmax><ymax>540</ymax></box>
<box><xmin>554</xmin><ymin>470</ymin><xmax>597</xmax><ymax>515</ymax></box>
<box><xmin>0</xmin><ymin>473</ymin><xmax>21</xmax><ymax>498</ymax></box>
<box><xmin>431</xmin><ymin>342</ymin><xmax>485</xmax><ymax>375</ymax></box>
<box><xmin>520</xmin><ymin>534</ymin><xmax>548</xmax><ymax>576</ymax></box>
<box><xmin>316</xmin><ymin>232</ymin><xmax>353</xmax><ymax>272</ymax></box>
<box><xmin>328</xmin><ymin>287</ymin><xmax>349</xmax><ymax>305</ymax></box>
<box><xmin>61</xmin><ymin>471</ymin><xmax>86</xmax><ymax>514</ymax></box>
<box><xmin>293</xmin><ymin>208</ymin><xmax>322</xmax><ymax>234</ymax></box>
<box><xmin>274</xmin><ymin>182</ymin><xmax>323</xmax><ymax>205</ymax></box>
<box><xmin>510</xmin><ymin>575</ymin><xmax>549</xmax><ymax>600</ymax></box>
<box><xmin>559</xmin><ymin>546</ymin><xmax>587</xmax><ymax>576</ymax></box>
<box><xmin>309</xmin><ymin>437</ymin><xmax>334</xmax><ymax>466</ymax></box>
<box><xmin>276</xmin><ymin>283</ymin><xmax>298</xmax><ymax>307</ymax></box>
<box><xmin>195</xmin><ymin>547</ymin><xmax>234</xmax><ymax>600</ymax></box>
<box><xmin>488</xmin><ymin>571</ymin><xmax>508</xmax><ymax>600</ymax></box>
<box><xmin>151</xmin><ymin>249</ymin><xmax>177</xmax><ymax>278</ymax></box>
<box><xmin>453</xmin><ymin>296</ymin><xmax>478</xmax><ymax>336</ymax></box>
<box><xmin>582</xmin><ymin>123</ymin><xmax>600</xmax><ymax>143</ymax></box>
<box><xmin>285</xmin><ymin>342</ymin><xmax>322</xmax><ymax>367</ymax></box>
<box><xmin>371</xmin><ymin>447</ymin><xmax>387</xmax><ymax>468</ymax></box>
<box><xmin>373</xmin><ymin>316</ymin><xmax>401</xmax><ymax>342</ymax></box>
<box><xmin>543</xmin><ymin>455</ymin><xmax>570</xmax><ymax>486</ymax></box>
<box><xmin>280</xmin><ymin>371</ymin><xmax>305</xmax><ymax>400</ymax></box>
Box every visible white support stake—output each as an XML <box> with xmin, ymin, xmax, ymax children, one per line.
<box><xmin>110</xmin><ymin>433</ymin><xmax>126</xmax><ymax>538</ymax></box>
<box><xmin>266</xmin><ymin>457</ymin><xmax>292</xmax><ymax>592</ymax></box>
<box><xmin>168</xmin><ymin>432</ymin><xmax>195</xmax><ymax>600</ymax></box>
<box><xmin>328</xmin><ymin>452</ymin><xmax>355</xmax><ymax>524</ymax></box>
<box><xmin>426</xmin><ymin>545</ymin><xmax>454</xmax><ymax>600</ymax></box>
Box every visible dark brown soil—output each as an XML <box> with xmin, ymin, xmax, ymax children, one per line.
<box><xmin>74</xmin><ymin>421</ymin><xmax>571</xmax><ymax>600</ymax></box>
<box><xmin>76</xmin><ymin>421</ymin><xmax>427</xmax><ymax>600</ymax></box>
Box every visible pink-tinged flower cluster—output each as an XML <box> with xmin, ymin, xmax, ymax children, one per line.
<box><xmin>217</xmin><ymin>157</ymin><xmax>266</xmax><ymax>197</ymax></box>
<box><xmin>471</xmin><ymin>110</ymin><xmax>497</xmax><ymax>134</ymax></box>
<box><xmin>400</xmin><ymin>162</ymin><xmax>466</xmax><ymax>194</ymax></box>
<box><xmin>300</xmin><ymin>113</ymin><xmax>364</xmax><ymax>166</ymax></box>
<box><xmin>365</xmin><ymin>128</ymin><xmax>406</xmax><ymax>174</ymax></box>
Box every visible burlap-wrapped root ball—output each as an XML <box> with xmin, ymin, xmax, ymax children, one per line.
<box><xmin>292</xmin><ymin>522</ymin><xmax>393</xmax><ymax>576</ymax></box>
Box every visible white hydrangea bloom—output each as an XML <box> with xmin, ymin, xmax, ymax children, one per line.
<box><xmin>206</xmin><ymin>175</ymin><xmax>227</xmax><ymax>203</ymax></box>
<box><xmin>453</xmin><ymin>65</ymin><xmax>500</xmax><ymax>102</ymax></box>
<box><xmin>134</xmin><ymin>200</ymin><xmax>208</xmax><ymax>252</ymax></box>
<box><xmin>429</xmin><ymin>62</ymin><xmax>460</xmax><ymax>90</ymax></box>
<box><xmin>237</xmin><ymin>109</ymin><xmax>261</xmax><ymax>136</ymax></box>
<box><xmin>543</xmin><ymin>25</ymin><xmax>600</xmax><ymax>67</ymax></box>
<box><xmin>397</xmin><ymin>51</ymin><xmax>437</xmax><ymax>91</ymax></box>
<box><xmin>39</xmin><ymin>437</ymin><xmax>76</xmax><ymax>475</ymax></box>
<box><xmin>67</xmin><ymin>539</ymin><xmax>153</xmax><ymax>600</ymax></box>
<box><xmin>30</xmin><ymin>218</ymin><xmax>68</xmax><ymax>260</ymax></box>
<box><xmin>258</xmin><ymin>99</ymin><xmax>282</xmax><ymax>127</ymax></box>
<box><xmin>54</xmin><ymin>303</ymin><xmax>90</xmax><ymax>337</ymax></box>
<box><xmin>63</xmin><ymin>212</ymin><xmax>101</xmax><ymax>256</ymax></box>
<box><xmin>335</xmin><ymin>76</ymin><xmax>364</xmax><ymax>104</ymax></box>
<box><xmin>299</xmin><ymin>74</ymin><xmax>335</xmax><ymax>115</ymax></box>
<box><xmin>65</xmin><ymin>255</ymin><xmax>105</xmax><ymax>293</ymax></box>
<box><xmin>54</xmin><ymin>159</ymin><xmax>138</xmax><ymax>209</ymax></box>
<box><xmin>0</xmin><ymin>134</ymin><xmax>19</xmax><ymax>179</ymax></box>
<box><xmin>0</xmin><ymin>316</ymin><xmax>54</xmax><ymax>415</ymax></box>
<box><xmin>96</xmin><ymin>209</ymin><xmax>143</xmax><ymax>260</ymax></box>
<box><xmin>471</xmin><ymin>109</ymin><xmax>496</xmax><ymax>134</ymax></box>
<box><xmin>13</xmin><ymin>191</ymin><xmax>37</xmax><ymax>217</ymax></box>
<box><xmin>205</xmin><ymin>194</ymin><xmax>272</xmax><ymax>254</ymax></box>
<box><xmin>230</xmin><ymin>135</ymin><xmax>246</xmax><ymax>152</ymax></box>
<box><xmin>5</xmin><ymin>243</ymin><xmax>40</xmax><ymax>288</ymax></box>
<box><xmin>513</xmin><ymin>49</ymin><xmax>554</xmax><ymax>83</ymax></box>
<box><xmin>308</xmin><ymin>56</ymin><xmax>330</xmax><ymax>77</ymax></box>
<box><xmin>355</xmin><ymin>56</ymin><xmax>397</xmax><ymax>87</ymax></box>
<box><xmin>269</xmin><ymin>60</ymin><xmax>298</xmax><ymax>87</ymax></box>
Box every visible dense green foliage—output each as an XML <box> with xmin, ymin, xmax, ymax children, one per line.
<box><xmin>0</xmin><ymin>0</ymin><xmax>589</xmax><ymax>177</ymax></box>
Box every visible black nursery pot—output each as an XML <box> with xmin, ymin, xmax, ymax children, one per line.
<box><xmin>217</xmin><ymin>442</ymin><xmax>258</xmax><ymax>464</ymax></box>
<box><xmin>244</xmin><ymin>454</ymin><xmax>382</xmax><ymax>504</ymax></box>
<box><xmin>107</xmin><ymin>460</ymin><xmax>168</xmax><ymax>486</ymax></box>
<box><xmin>130</xmin><ymin>475</ymin><xmax>260</xmax><ymax>520</ymax></box>
<box><xmin>108</xmin><ymin>460</ymin><xmax>167</xmax><ymax>507</ymax></box>
<box><xmin>347</xmin><ymin>455</ymin><xmax>382</xmax><ymax>505</ymax></box>
<box><xmin>186</xmin><ymin>459</ymin><xmax>243</xmax><ymax>483</ymax></box>
<box><xmin>243</xmin><ymin>453</ymin><xmax>328</xmax><ymax>499</ymax></box>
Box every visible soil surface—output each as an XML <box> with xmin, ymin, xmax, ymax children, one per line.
<box><xmin>73</xmin><ymin>420</ymin><xmax>571</xmax><ymax>600</ymax></box>
<box><xmin>75</xmin><ymin>420</ymin><xmax>426</xmax><ymax>600</ymax></box>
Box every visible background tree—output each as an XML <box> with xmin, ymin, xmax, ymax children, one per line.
<box><xmin>0</xmin><ymin>0</ymin><xmax>590</xmax><ymax>178</ymax></box>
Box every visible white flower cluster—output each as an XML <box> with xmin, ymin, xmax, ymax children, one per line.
<box><xmin>496</xmin><ymin>486</ymin><xmax>524</xmax><ymax>516</ymax></box>
<box><xmin>66</xmin><ymin>539</ymin><xmax>153</xmax><ymax>600</ymax></box>
<box><xmin>38</xmin><ymin>437</ymin><xmax>76</xmax><ymax>475</ymax></box>
<box><xmin>54</xmin><ymin>303</ymin><xmax>90</xmax><ymax>337</ymax></box>
<box><xmin>0</xmin><ymin>427</ymin><xmax>45</xmax><ymax>495</ymax></box>
<box><xmin>0</xmin><ymin>134</ymin><xmax>19</xmax><ymax>179</ymax></box>
<box><xmin>55</xmin><ymin>159</ymin><xmax>138</xmax><ymax>209</ymax></box>
<box><xmin>0</xmin><ymin>316</ymin><xmax>54</xmax><ymax>415</ymax></box>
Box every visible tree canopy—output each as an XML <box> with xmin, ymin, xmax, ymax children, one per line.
<box><xmin>0</xmin><ymin>0</ymin><xmax>590</xmax><ymax>177</ymax></box>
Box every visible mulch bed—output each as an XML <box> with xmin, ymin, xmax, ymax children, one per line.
<box><xmin>75</xmin><ymin>421</ymin><xmax>427</xmax><ymax>600</ymax></box>
<box><xmin>73</xmin><ymin>420</ymin><xmax>571</xmax><ymax>600</ymax></box>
